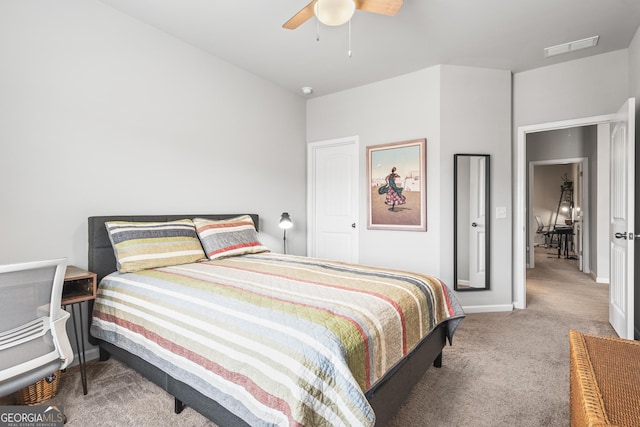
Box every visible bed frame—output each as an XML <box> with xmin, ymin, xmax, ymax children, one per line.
<box><xmin>87</xmin><ymin>214</ymin><xmax>448</xmax><ymax>427</ymax></box>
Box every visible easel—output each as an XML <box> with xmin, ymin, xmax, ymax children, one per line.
<box><xmin>552</xmin><ymin>180</ymin><xmax>573</xmax><ymax>229</ymax></box>
<box><xmin>549</xmin><ymin>178</ymin><xmax>575</xmax><ymax>258</ymax></box>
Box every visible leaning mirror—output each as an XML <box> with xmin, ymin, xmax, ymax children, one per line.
<box><xmin>454</xmin><ymin>154</ymin><xmax>490</xmax><ymax>291</ymax></box>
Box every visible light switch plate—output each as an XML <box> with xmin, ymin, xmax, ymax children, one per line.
<box><xmin>496</xmin><ymin>207</ymin><xmax>507</xmax><ymax>219</ymax></box>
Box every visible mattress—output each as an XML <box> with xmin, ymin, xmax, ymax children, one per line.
<box><xmin>91</xmin><ymin>253</ymin><xmax>464</xmax><ymax>426</ymax></box>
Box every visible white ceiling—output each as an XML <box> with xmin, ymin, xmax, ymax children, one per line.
<box><xmin>98</xmin><ymin>0</ymin><xmax>640</xmax><ymax>97</ymax></box>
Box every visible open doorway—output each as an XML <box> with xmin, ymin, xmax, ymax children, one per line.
<box><xmin>513</xmin><ymin>115</ymin><xmax>613</xmax><ymax>309</ymax></box>
<box><xmin>528</xmin><ymin>159</ymin><xmax>587</xmax><ymax>272</ymax></box>
<box><xmin>525</xmin><ymin>127</ymin><xmax>595</xmax><ymax>274</ymax></box>
<box><xmin>527</xmin><ymin>157</ymin><xmax>592</xmax><ymax>281</ymax></box>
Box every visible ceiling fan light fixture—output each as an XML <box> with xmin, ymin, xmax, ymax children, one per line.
<box><xmin>314</xmin><ymin>0</ymin><xmax>356</xmax><ymax>26</ymax></box>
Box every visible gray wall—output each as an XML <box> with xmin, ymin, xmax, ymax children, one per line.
<box><xmin>0</xmin><ymin>0</ymin><xmax>307</xmax><ymax>361</ymax></box>
<box><xmin>513</xmin><ymin>49</ymin><xmax>629</xmax><ymax>308</ymax></box>
<box><xmin>2</xmin><ymin>1</ymin><xmax>638</xmax><ymax>334</ymax></box>
<box><xmin>307</xmin><ymin>65</ymin><xmax>513</xmax><ymax>311</ymax></box>
<box><xmin>307</xmin><ymin>67</ymin><xmax>443</xmax><ymax>276</ymax></box>
<box><xmin>527</xmin><ymin>127</ymin><xmax>596</xmax><ymax>160</ymax></box>
<box><xmin>0</xmin><ymin>0</ymin><xmax>308</xmax><ymax>267</ymax></box>
<box><xmin>513</xmin><ymin>50</ymin><xmax>629</xmax><ymax>127</ymax></box>
<box><xmin>440</xmin><ymin>66</ymin><xmax>512</xmax><ymax>309</ymax></box>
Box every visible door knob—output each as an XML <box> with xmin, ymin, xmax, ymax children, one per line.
<box><xmin>471</xmin><ymin>222</ymin><xmax>478</xmax><ymax>227</ymax></box>
<box><xmin>351</xmin><ymin>223</ymin><xmax>356</xmax><ymax>228</ymax></box>
<box><xmin>616</xmin><ymin>232</ymin><xmax>640</xmax><ymax>240</ymax></box>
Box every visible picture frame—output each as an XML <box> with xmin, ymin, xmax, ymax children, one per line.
<box><xmin>366</xmin><ymin>138</ymin><xmax>427</xmax><ymax>231</ymax></box>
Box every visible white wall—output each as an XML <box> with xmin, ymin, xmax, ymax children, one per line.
<box><xmin>307</xmin><ymin>65</ymin><xmax>513</xmax><ymax>310</ymax></box>
<box><xmin>0</xmin><ymin>0</ymin><xmax>308</xmax><ymax>268</ymax></box>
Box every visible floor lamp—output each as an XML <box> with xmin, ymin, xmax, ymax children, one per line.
<box><xmin>279</xmin><ymin>212</ymin><xmax>293</xmax><ymax>254</ymax></box>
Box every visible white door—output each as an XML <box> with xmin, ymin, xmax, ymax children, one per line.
<box><xmin>469</xmin><ymin>156</ymin><xmax>486</xmax><ymax>288</ymax></box>
<box><xmin>609</xmin><ymin>98</ymin><xmax>635</xmax><ymax>339</ymax></box>
<box><xmin>307</xmin><ymin>137</ymin><xmax>359</xmax><ymax>263</ymax></box>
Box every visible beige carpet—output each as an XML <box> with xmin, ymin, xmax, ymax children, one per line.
<box><xmin>1</xmin><ymin>248</ymin><xmax>615</xmax><ymax>426</ymax></box>
<box><xmin>388</xmin><ymin>247</ymin><xmax>615</xmax><ymax>427</ymax></box>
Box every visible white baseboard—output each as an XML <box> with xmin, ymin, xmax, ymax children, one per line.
<box><xmin>595</xmin><ymin>277</ymin><xmax>609</xmax><ymax>284</ymax></box>
<box><xmin>462</xmin><ymin>304</ymin><xmax>514</xmax><ymax>313</ymax></box>
<box><xmin>589</xmin><ymin>271</ymin><xmax>609</xmax><ymax>284</ymax></box>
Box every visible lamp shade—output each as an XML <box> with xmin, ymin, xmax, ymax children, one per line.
<box><xmin>314</xmin><ymin>0</ymin><xmax>356</xmax><ymax>26</ymax></box>
<box><xmin>279</xmin><ymin>212</ymin><xmax>293</xmax><ymax>229</ymax></box>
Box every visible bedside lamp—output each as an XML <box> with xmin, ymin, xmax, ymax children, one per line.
<box><xmin>279</xmin><ymin>212</ymin><xmax>293</xmax><ymax>254</ymax></box>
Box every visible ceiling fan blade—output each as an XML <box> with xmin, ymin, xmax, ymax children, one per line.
<box><xmin>283</xmin><ymin>1</ymin><xmax>317</xmax><ymax>29</ymax></box>
<box><xmin>356</xmin><ymin>0</ymin><xmax>403</xmax><ymax>16</ymax></box>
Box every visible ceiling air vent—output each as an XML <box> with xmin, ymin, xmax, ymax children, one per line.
<box><xmin>544</xmin><ymin>35</ymin><xmax>600</xmax><ymax>58</ymax></box>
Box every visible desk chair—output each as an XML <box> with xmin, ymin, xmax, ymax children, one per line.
<box><xmin>0</xmin><ymin>258</ymin><xmax>74</xmax><ymax>397</ymax></box>
<box><xmin>535</xmin><ymin>215</ymin><xmax>552</xmax><ymax>247</ymax></box>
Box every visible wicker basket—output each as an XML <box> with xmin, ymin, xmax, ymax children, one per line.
<box><xmin>570</xmin><ymin>330</ymin><xmax>640</xmax><ymax>427</ymax></box>
<box><xmin>17</xmin><ymin>370</ymin><xmax>60</xmax><ymax>405</ymax></box>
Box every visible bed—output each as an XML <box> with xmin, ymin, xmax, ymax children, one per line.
<box><xmin>87</xmin><ymin>214</ymin><xmax>464</xmax><ymax>426</ymax></box>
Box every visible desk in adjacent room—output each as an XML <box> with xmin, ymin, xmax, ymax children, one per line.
<box><xmin>549</xmin><ymin>226</ymin><xmax>574</xmax><ymax>258</ymax></box>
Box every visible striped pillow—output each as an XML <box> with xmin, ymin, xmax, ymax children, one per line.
<box><xmin>193</xmin><ymin>216</ymin><xmax>270</xmax><ymax>260</ymax></box>
<box><xmin>105</xmin><ymin>219</ymin><xmax>206</xmax><ymax>273</ymax></box>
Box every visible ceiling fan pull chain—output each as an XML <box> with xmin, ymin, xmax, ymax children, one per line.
<box><xmin>348</xmin><ymin>19</ymin><xmax>352</xmax><ymax>58</ymax></box>
<box><xmin>316</xmin><ymin>15</ymin><xmax>320</xmax><ymax>41</ymax></box>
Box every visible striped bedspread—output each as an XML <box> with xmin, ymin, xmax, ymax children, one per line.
<box><xmin>90</xmin><ymin>253</ymin><xmax>464</xmax><ymax>426</ymax></box>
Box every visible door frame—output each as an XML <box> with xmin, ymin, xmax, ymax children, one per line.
<box><xmin>307</xmin><ymin>135</ymin><xmax>360</xmax><ymax>261</ymax></box>
<box><xmin>528</xmin><ymin>157</ymin><xmax>589</xmax><ymax>271</ymax></box>
<box><xmin>514</xmin><ymin>114</ymin><xmax>614</xmax><ymax>309</ymax></box>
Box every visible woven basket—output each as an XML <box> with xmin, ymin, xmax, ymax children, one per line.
<box><xmin>17</xmin><ymin>370</ymin><xmax>60</xmax><ymax>405</ymax></box>
<box><xmin>570</xmin><ymin>330</ymin><xmax>640</xmax><ymax>427</ymax></box>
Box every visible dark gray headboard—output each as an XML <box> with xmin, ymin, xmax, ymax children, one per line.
<box><xmin>88</xmin><ymin>214</ymin><xmax>259</xmax><ymax>283</ymax></box>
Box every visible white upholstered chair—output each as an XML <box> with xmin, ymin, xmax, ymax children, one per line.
<box><xmin>0</xmin><ymin>258</ymin><xmax>74</xmax><ymax>397</ymax></box>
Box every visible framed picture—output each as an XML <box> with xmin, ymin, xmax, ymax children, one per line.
<box><xmin>367</xmin><ymin>138</ymin><xmax>427</xmax><ymax>231</ymax></box>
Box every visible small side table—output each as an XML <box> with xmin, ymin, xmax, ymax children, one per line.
<box><xmin>62</xmin><ymin>266</ymin><xmax>97</xmax><ymax>396</ymax></box>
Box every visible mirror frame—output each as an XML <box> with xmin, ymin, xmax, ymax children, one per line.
<box><xmin>454</xmin><ymin>154</ymin><xmax>490</xmax><ymax>291</ymax></box>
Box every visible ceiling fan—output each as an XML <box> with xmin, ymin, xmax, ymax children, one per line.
<box><xmin>283</xmin><ymin>0</ymin><xmax>403</xmax><ymax>29</ymax></box>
